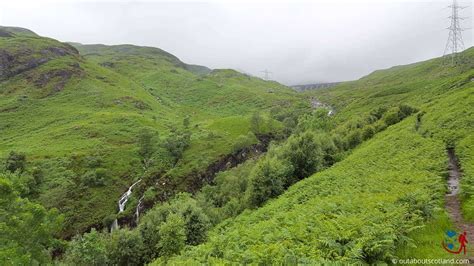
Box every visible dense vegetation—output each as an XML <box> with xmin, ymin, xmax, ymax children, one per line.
<box><xmin>157</xmin><ymin>48</ymin><xmax>473</xmax><ymax>264</ymax></box>
<box><xmin>1</xmin><ymin>24</ymin><xmax>473</xmax><ymax>264</ymax></box>
<box><xmin>0</xmin><ymin>26</ymin><xmax>307</xmax><ymax>241</ymax></box>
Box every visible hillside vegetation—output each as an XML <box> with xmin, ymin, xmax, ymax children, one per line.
<box><xmin>0</xmin><ymin>26</ymin><xmax>307</xmax><ymax>240</ymax></box>
<box><xmin>2</xmin><ymin>24</ymin><xmax>473</xmax><ymax>265</ymax></box>
<box><xmin>159</xmin><ymin>48</ymin><xmax>474</xmax><ymax>264</ymax></box>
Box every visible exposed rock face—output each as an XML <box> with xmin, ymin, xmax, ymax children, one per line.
<box><xmin>0</xmin><ymin>43</ymin><xmax>80</xmax><ymax>81</ymax></box>
<box><xmin>28</xmin><ymin>64</ymin><xmax>84</xmax><ymax>95</ymax></box>
<box><xmin>0</xmin><ymin>29</ymin><xmax>13</xmax><ymax>38</ymax></box>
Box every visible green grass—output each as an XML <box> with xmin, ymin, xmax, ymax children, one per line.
<box><xmin>0</xmin><ymin>30</ymin><xmax>306</xmax><ymax>237</ymax></box>
<box><xmin>160</xmin><ymin>48</ymin><xmax>474</xmax><ymax>264</ymax></box>
<box><xmin>396</xmin><ymin>211</ymin><xmax>453</xmax><ymax>260</ymax></box>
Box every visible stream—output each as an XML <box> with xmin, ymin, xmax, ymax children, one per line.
<box><xmin>110</xmin><ymin>179</ymin><xmax>142</xmax><ymax>232</ymax></box>
<box><xmin>310</xmin><ymin>97</ymin><xmax>334</xmax><ymax>116</ymax></box>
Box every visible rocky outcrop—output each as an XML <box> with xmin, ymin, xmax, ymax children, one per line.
<box><xmin>0</xmin><ymin>29</ymin><xmax>13</xmax><ymax>38</ymax></box>
<box><xmin>28</xmin><ymin>63</ymin><xmax>83</xmax><ymax>95</ymax></box>
<box><xmin>0</xmin><ymin>42</ymin><xmax>80</xmax><ymax>81</ymax></box>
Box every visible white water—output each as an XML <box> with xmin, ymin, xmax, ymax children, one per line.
<box><xmin>110</xmin><ymin>179</ymin><xmax>142</xmax><ymax>232</ymax></box>
<box><xmin>135</xmin><ymin>195</ymin><xmax>145</xmax><ymax>224</ymax></box>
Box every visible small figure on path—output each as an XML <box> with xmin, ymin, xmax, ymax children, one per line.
<box><xmin>459</xmin><ymin>231</ymin><xmax>468</xmax><ymax>255</ymax></box>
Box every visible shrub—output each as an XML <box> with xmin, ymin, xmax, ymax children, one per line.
<box><xmin>158</xmin><ymin>213</ymin><xmax>186</xmax><ymax>258</ymax></box>
<box><xmin>163</xmin><ymin>130</ymin><xmax>191</xmax><ymax>163</ymax></box>
<box><xmin>345</xmin><ymin>129</ymin><xmax>363</xmax><ymax>149</ymax></box>
<box><xmin>250</xmin><ymin>112</ymin><xmax>264</xmax><ymax>134</ymax></box>
<box><xmin>232</xmin><ymin>133</ymin><xmax>257</xmax><ymax>153</ymax></box>
<box><xmin>282</xmin><ymin>132</ymin><xmax>325</xmax><ymax>179</ymax></box>
<box><xmin>5</xmin><ymin>151</ymin><xmax>26</xmax><ymax>173</ymax></box>
<box><xmin>362</xmin><ymin>125</ymin><xmax>375</xmax><ymax>140</ymax></box>
<box><xmin>64</xmin><ymin>229</ymin><xmax>109</xmax><ymax>266</ymax></box>
<box><xmin>138</xmin><ymin>129</ymin><xmax>158</xmax><ymax>168</ymax></box>
<box><xmin>107</xmin><ymin>229</ymin><xmax>145</xmax><ymax>266</ymax></box>
<box><xmin>247</xmin><ymin>157</ymin><xmax>293</xmax><ymax>207</ymax></box>
<box><xmin>81</xmin><ymin>168</ymin><xmax>106</xmax><ymax>187</ymax></box>
<box><xmin>382</xmin><ymin>109</ymin><xmax>400</xmax><ymax>126</ymax></box>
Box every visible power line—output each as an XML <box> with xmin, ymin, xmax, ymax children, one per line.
<box><xmin>260</xmin><ymin>69</ymin><xmax>272</xmax><ymax>80</ymax></box>
<box><xmin>443</xmin><ymin>0</ymin><xmax>469</xmax><ymax>65</ymax></box>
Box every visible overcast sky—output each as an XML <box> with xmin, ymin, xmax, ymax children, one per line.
<box><xmin>1</xmin><ymin>0</ymin><xmax>472</xmax><ymax>85</ymax></box>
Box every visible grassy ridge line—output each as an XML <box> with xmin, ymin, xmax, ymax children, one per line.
<box><xmin>160</xmin><ymin>49</ymin><xmax>474</xmax><ymax>263</ymax></box>
<box><xmin>312</xmin><ymin>47</ymin><xmax>474</xmax><ymax>222</ymax></box>
<box><xmin>311</xmin><ymin>47</ymin><xmax>474</xmax><ymax>123</ymax></box>
<box><xmin>160</xmin><ymin>115</ymin><xmax>446</xmax><ymax>264</ymax></box>
<box><xmin>1</xmin><ymin>29</ymin><xmax>306</xmax><ymax>237</ymax></box>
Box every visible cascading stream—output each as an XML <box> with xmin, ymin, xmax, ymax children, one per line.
<box><xmin>110</xmin><ymin>179</ymin><xmax>142</xmax><ymax>231</ymax></box>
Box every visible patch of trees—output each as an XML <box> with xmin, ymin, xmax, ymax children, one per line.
<box><xmin>137</xmin><ymin>118</ymin><xmax>192</xmax><ymax>171</ymax></box>
<box><xmin>0</xmin><ymin>175</ymin><xmax>63</xmax><ymax>264</ymax></box>
<box><xmin>195</xmin><ymin>104</ymin><xmax>419</xmax><ymax>223</ymax></box>
<box><xmin>63</xmin><ymin>193</ymin><xmax>209</xmax><ymax>265</ymax></box>
<box><xmin>3</xmin><ymin>151</ymin><xmax>43</xmax><ymax>197</ymax></box>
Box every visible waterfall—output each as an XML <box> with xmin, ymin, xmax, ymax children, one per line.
<box><xmin>135</xmin><ymin>195</ymin><xmax>145</xmax><ymax>224</ymax></box>
<box><xmin>110</xmin><ymin>179</ymin><xmax>141</xmax><ymax>232</ymax></box>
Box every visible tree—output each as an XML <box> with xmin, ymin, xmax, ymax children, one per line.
<box><xmin>163</xmin><ymin>130</ymin><xmax>191</xmax><ymax>164</ymax></box>
<box><xmin>345</xmin><ymin>129</ymin><xmax>363</xmax><ymax>149</ymax></box>
<box><xmin>247</xmin><ymin>157</ymin><xmax>293</xmax><ymax>207</ymax></box>
<box><xmin>138</xmin><ymin>129</ymin><xmax>157</xmax><ymax>169</ymax></box>
<box><xmin>0</xmin><ymin>176</ymin><xmax>62</xmax><ymax>265</ymax></box>
<box><xmin>5</xmin><ymin>151</ymin><xmax>26</xmax><ymax>173</ymax></box>
<box><xmin>158</xmin><ymin>213</ymin><xmax>186</xmax><ymax>257</ymax></box>
<box><xmin>250</xmin><ymin>112</ymin><xmax>264</xmax><ymax>135</ymax></box>
<box><xmin>64</xmin><ymin>229</ymin><xmax>109</xmax><ymax>266</ymax></box>
<box><xmin>282</xmin><ymin>117</ymin><xmax>297</xmax><ymax>136</ymax></box>
<box><xmin>283</xmin><ymin>131</ymin><xmax>324</xmax><ymax>179</ymax></box>
<box><xmin>138</xmin><ymin>193</ymin><xmax>210</xmax><ymax>261</ymax></box>
<box><xmin>107</xmin><ymin>229</ymin><xmax>145</xmax><ymax>266</ymax></box>
<box><xmin>175</xmin><ymin>194</ymin><xmax>210</xmax><ymax>245</ymax></box>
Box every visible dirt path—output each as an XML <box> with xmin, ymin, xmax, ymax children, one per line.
<box><xmin>445</xmin><ymin>148</ymin><xmax>474</xmax><ymax>262</ymax></box>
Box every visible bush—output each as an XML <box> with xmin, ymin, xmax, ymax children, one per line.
<box><xmin>107</xmin><ymin>229</ymin><xmax>145</xmax><ymax>266</ymax></box>
<box><xmin>138</xmin><ymin>129</ymin><xmax>158</xmax><ymax>168</ymax></box>
<box><xmin>232</xmin><ymin>133</ymin><xmax>257</xmax><ymax>153</ymax></box>
<box><xmin>247</xmin><ymin>157</ymin><xmax>293</xmax><ymax>207</ymax></box>
<box><xmin>64</xmin><ymin>229</ymin><xmax>109</xmax><ymax>266</ymax></box>
<box><xmin>0</xmin><ymin>176</ymin><xmax>62</xmax><ymax>265</ymax></box>
<box><xmin>382</xmin><ymin>109</ymin><xmax>400</xmax><ymax>126</ymax></box>
<box><xmin>139</xmin><ymin>193</ymin><xmax>210</xmax><ymax>261</ymax></box>
<box><xmin>158</xmin><ymin>213</ymin><xmax>186</xmax><ymax>258</ymax></box>
<box><xmin>102</xmin><ymin>214</ymin><xmax>116</xmax><ymax>228</ymax></box>
<box><xmin>250</xmin><ymin>112</ymin><xmax>264</xmax><ymax>134</ymax></box>
<box><xmin>362</xmin><ymin>125</ymin><xmax>375</xmax><ymax>140</ymax></box>
<box><xmin>163</xmin><ymin>130</ymin><xmax>191</xmax><ymax>163</ymax></box>
<box><xmin>282</xmin><ymin>131</ymin><xmax>325</xmax><ymax>179</ymax></box>
<box><xmin>84</xmin><ymin>155</ymin><xmax>103</xmax><ymax>168</ymax></box>
<box><xmin>5</xmin><ymin>151</ymin><xmax>26</xmax><ymax>173</ymax></box>
<box><xmin>81</xmin><ymin>168</ymin><xmax>106</xmax><ymax>187</ymax></box>
<box><xmin>345</xmin><ymin>129</ymin><xmax>362</xmax><ymax>149</ymax></box>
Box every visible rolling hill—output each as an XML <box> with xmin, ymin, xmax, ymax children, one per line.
<box><xmin>160</xmin><ymin>48</ymin><xmax>474</xmax><ymax>264</ymax></box>
<box><xmin>2</xmin><ymin>25</ymin><xmax>473</xmax><ymax>265</ymax></box>
<box><xmin>0</xmin><ymin>26</ymin><xmax>307</xmax><ymax>238</ymax></box>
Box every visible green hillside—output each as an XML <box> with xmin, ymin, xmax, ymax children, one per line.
<box><xmin>0</xmin><ymin>26</ymin><xmax>307</xmax><ymax>239</ymax></box>
<box><xmin>160</xmin><ymin>48</ymin><xmax>474</xmax><ymax>264</ymax></box>
<box><xmin>2</xmin><ymin>24</ymin><xmax>473</xmax><ymax>265</ymax></box>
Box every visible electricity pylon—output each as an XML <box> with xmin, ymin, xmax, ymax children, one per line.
<box><xmin>443</xmin><ymin>0</ymin><xmax>469</xmax><ymax>65</ymax></box>
<box><xmin>260</xmin><ymin>69</ymin><xmax>272</xmax><ymax>80</ymax></box>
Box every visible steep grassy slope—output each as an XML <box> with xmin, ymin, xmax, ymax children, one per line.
<box><xmin>0</xmin><ymin>27</ymin><xmax>306</xmax><ymax>237</ymax></box>
<box><xmin>314</xmin><ymin>48</ymin><xmax>474</xmax><ymax>224</ymax></box>
<box><xmin>162</xmin><ymin>49</ymin><xmax>474</xmax><ymax>264</ymax></box>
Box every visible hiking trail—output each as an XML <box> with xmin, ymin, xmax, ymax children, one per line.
<box><xmin>445</xmin><ymin>148</ymin><xmax>474</xmax><ymax>262</ymax></box>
